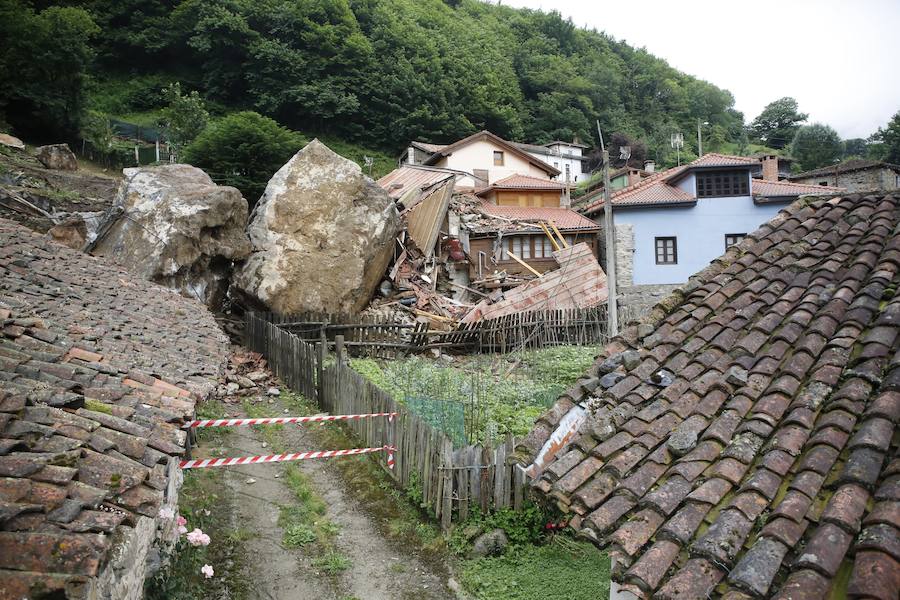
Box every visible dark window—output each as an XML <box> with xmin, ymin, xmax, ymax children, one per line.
<box><xmin>819</xmin><ymin>181</ymin><xmax>829</xmax><ymax>186</ymax></box>
<box><xmin>725</xmin><ymin>233</ymin><xmax>746</xmax><ymax>248</ymax></box>
<box><xmin>696</xmin><ymin>170</ymin><xmax>749</xmax><ymax>197</ymax></box>
<box><xmin>493</xmin><ymin>151</ymin><xmax>504</xmax><ymax>166</ymax></box>
<box><xmin>655</xmin><ymin>237</ymin><xmax>677</xmax><ymax>264</ymax></box>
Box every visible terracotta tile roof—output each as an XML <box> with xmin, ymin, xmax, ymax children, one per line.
<box><xmin>516</xmin><ymin>193</ymin><xmax>900</xmax><ymax>599</ymax></box>
<box><xmin>690</xmin><ymin>153</ymin><xmax>756</xmax><ymax>167</ymax></box>
<box><xmin>478</xmin><ymin>203</ymin><xmax>600</xmax><ymax>231</ymax></box>
<box><xmin>463</xmin><ymin>243</ymin><xmax>608</xmax><ymax>321</ymax></box>
<box><xmin>583</xmin><ymin>153</ymin><xmax>845</xmax><ymax>214</ymax></box>
<box><xmin>0</xmin><ymin>218</ymin><xmax>228</xmax><ymax>595</ymax></box>
<box><xmin>377</xmin><ymin>165</ymin><xmax>456</xmax><ymax>200</ymax></box>
<box><xmin>752</xmin><ymin>178</ymin><xmax>844</xmax><ymax>199</ymax></box>
<box><xmin>411</xmin><ymin>141</ymin><xmax>447</xmax><ymax>154</ymax></box>
<box><xmin>478</xmin><ymin>174</ymin><xmax>566</xmax><ymax>192</ymax></box>
<box><xmin>790</xmin><ymin>158</ymin><xmax>900</xmax><ymax>180</ymax></box>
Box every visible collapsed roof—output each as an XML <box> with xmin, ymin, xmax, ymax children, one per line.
<box><xmin>516</xmin><ymin>193</ymin><xmax>900</xmax><ymax>599</ymax></box>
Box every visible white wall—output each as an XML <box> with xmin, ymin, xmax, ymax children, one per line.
<box><xmin>527</xmin><ymin>143</ymin><xmax>586</xmax><ymax>183</ymax></box>
<box><xmin>431</xmin><ymin>139</ymin><xmax>553</xmax><ymax>184</ymax></box>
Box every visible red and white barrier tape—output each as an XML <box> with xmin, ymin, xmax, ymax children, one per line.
<box><xmin>180</xmin><ymin>445</ymin><xmax>397</xmax><ymax>470</ymax></box>
<box><xmin>182</xmin><ymin>412</ymin><xmax>398</xmax><ymax>429</ymax></box>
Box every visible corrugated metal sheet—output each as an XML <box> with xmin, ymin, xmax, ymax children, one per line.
<box><xmin>406</xmin><ymin>179</ymin><xmax>454</xmax><ymax>258</ymax></box>
<box><xmin>377</xmin><ymin>166</ymin><xmax>455</xmax><ymax>200</ymax></box>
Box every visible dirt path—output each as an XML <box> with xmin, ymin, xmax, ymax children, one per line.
<box><xmin>224</xmin><ymin>399</ymin><xmax>455</xmax><ymax>600</ymax></box>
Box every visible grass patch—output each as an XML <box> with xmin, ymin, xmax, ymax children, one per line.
<box><xmin>460</xmin><ymin>536</ymin><xmax>610</xmax><ymax>600</ymax></box>
<box><xmin>313</xmin><ymin>550</ymin><xmax>353</xmax><ymax>575</ymax></box>
<box><xmin>350</xmin><ymin>345</ymin><xmax>599</xmax><ymax>444</ymax></box>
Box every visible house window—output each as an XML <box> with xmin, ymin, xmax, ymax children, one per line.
<box><xmin>554</xmin><ymin>162</ymin><xmax>559</xmax><ymax>168</ymax></box>
<box><xmin>503</xmin><ymin>236</ymin><xmax>530</xmax><ymax>260</ymax></box>
<box><xmin>536</xmin><ymin>236</ymin><xmax>555</xmax><ymax>258</ymax></box>
<box><xmin>493</xmin><ymin>151</ymin><xmax>505</xmax><ymax>166</ymax></box>
<box><xmin>696</xmin><ymin>170</ymin><xmax>749</xmax><ymax>197</ymax></box>
<box><xmin>655</xmin><ymin>237</ymin><xmax>677</xmax><ymax>264</ymax></box>
<box><xmin>565</xmin><ymin>164</ymin><xmax>571</xmax><ymax>181</ymax></box>
<box><xmin>725</xmin><ymin>233</ymin><xmax>746</xmax><ymax>248</ymax></box>
<box><xmin>473</xmin><ymin>169</ymin><xmax>489</xmax><ymax>185</ymax></box>
<box><xmin>819</xmin><ymin>181</ymin><xmax>829</xmax><ymax>186</ymax></box>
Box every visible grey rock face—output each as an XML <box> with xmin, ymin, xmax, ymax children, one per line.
<box><xmin>233</xmin><ymin>139</ymin><xmax>401</xmax><ymax>315</ymax></box>
<box><xmin>35</xmin><ymin>143</ymin><xmax>78</xmax><ymax>170</ymax></box>
<box><xmin>470</xmin><ymin>529</ymin><xmax>509</xmax><ymax>558</ymax></box>
<box><xmin>91</xmin><ymin>164</ymin><xmax>251</xmax><ymax>309</ymax></box>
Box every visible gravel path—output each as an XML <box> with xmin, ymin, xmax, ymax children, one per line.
<box><xmin>225</xmin><ymin>399</ymin><xmax>455</xmax><ymax>600</ymax></box>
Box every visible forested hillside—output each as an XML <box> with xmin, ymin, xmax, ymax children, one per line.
<box><xmin>1</xmin><ymin>0</ymin><xmax>743</xmax><ymax>165</ymax></box>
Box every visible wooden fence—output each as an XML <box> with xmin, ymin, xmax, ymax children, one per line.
<box><xmin>268</xmin><ymin>306</ymin><xmax>609</xmax><ymax>358</ymax></box>
<box><xmin>245</xmin><ymin>312</ymin><xmax>529</xmax><ymax>531</ymax></box>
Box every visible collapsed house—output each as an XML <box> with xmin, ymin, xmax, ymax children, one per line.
<box><xmin>375</xmin><ymin>164</ymin><xmax>607</xmax><ymax>324</ymax></box>
<box><xmin>514</xmin><ymin>192</ymin><xmax>900</xmax><ymax>599</ymax></box>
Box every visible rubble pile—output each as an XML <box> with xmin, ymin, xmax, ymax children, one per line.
<box><xmin>215</xmin><ymin>347</ymin><xmax>281</xmax><ymax>405</ymax></box>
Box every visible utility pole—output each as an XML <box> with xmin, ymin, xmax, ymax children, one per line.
<box><xmin>597</xmin><ymin>120</ymin><xmax>618</xmax><ymax>337</ymax></box>
<box><xmin>697</xmin><ymin>118</ymin><xmax>703</xmax><ymax>157</ymax></box>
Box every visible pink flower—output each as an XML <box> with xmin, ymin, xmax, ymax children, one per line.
<box><xmin>201</xmin><ymin>564</ymin><xmax>214</xmax><ymax>578</ymax></box>
<box><xmin>157</xmin><ymin>507</ymin><xmax>175</xmax><ymax>520</ymax></box>
<box><xmin>186</xmin><ymin>528</ymin><xmax>210</xmax><ymax>546</ymax></box>
<box><xmin>176</xmin><ymin>515</ymin><xmax>187</xmax><ymax>527</ymax></box>
<box><xmin>178</xmin><ymin>525</ymin><xmax>187</xmax><ymax>535</ymax></box>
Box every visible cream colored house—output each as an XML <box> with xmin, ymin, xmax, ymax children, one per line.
<box><xmin>403</xmin><ymin>131</ymin><xmax>560</xmax><ymax>188</ymax></box>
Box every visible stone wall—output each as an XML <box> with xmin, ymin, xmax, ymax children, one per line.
<box><xmin>617</xmin><ymin>283</ymin><xmax>680</xmax><ymax>323</ymax></box>
<box><xmin>793</xmin><ymin>167</ymin><xmax>899</xmax><ymax>193</ymax></box>
<box><xmin>596</xmin><ymin>223</ymin><xmax>635</xmax><ymax>287</ymax></box>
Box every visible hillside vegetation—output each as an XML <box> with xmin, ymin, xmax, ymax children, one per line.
<box><xmin>2</xmin><ymin>0</ymin><xmax>744</xmax><ymax>168</ymax></box>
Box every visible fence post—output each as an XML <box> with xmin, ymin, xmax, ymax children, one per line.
<box><xmin>335</xmin><ymin>334</ymin><xmax>345</xmax><ymax>364</ymax></box>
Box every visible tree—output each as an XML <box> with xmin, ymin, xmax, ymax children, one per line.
<box><xmin>868</xmin><ymin>110</ymin><xmax>900</xmax><ymax>164</ymax></box>
<box><xmin>182</xmin><ymin>111</ymin><xmax>304</xmax><ymax>205</ymax></box>
<box><xmin>749</xmin><ymin>97</ymin><xmax>808</xmax><ymax>149</ymax></box>
<box><xmin>0</xmin><ymin>0</ymin><xmax>99</xmax><ymax>139</ymax></box>
<box><xmin>842</xmin><ymin>138</ymin><xmax>868</xmax><ymax>159</ymax></box>
<box><xmin>791</xmin><ymin>123</ymin><xmax>843</xmax><ymax>171</ymax></box>
<box><xmin>158</xmin><ymin>82</ymin><xmax>208</xmax><ymax>155</ymax></box>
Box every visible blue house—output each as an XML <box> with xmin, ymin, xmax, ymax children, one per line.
<box><xmin>581</xmin><ymin>154</ymin><xmax>844</xmax><ymax>285</ymax></box>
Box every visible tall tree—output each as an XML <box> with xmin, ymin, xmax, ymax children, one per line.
<box><xmin>0</xmin><ymin>0</ymin><xmax>98</xmax><ymax>139</ymax></box>
<box><xmin>842</xmin><ymin>138</ymin><xmax>868</xmax><ymax>158</ymax></box>
<box><xmin>868</xmin><ymin>110</ymin><xmax>900</xmax><ymax>164</ymax></box>
<box><xmin>791</xmin><ymin>123</ymin><xmax>843</xmax><ymax>171</ymax></box>
<box><xmin>750</xmin><ymin>97</ymin><xmax>808</xmax><ymax>149</ymax></box>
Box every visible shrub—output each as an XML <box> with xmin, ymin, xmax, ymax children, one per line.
<box><xmin>182</xmin><ymin>111</ymin><xmax>305</xmax><ymax>206</ymax></box>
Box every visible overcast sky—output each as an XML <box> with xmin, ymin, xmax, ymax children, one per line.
<box><xmin>502</xmin><ymin>0</ymin><xmax>900</xmax><ymax>139</ymax></box>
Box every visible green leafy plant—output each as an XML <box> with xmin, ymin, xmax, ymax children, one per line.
<box><xmin>312</xmin><ymin>551</ymin><xmax>352</xmax><ymax>575</ymax></box>
<box><xmin>158</xmin><ymin>82</ymin><xmax>209</xmax><ymax>154</ymax></box>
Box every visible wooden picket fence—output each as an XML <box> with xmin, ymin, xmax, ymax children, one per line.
<box><xmin>268</xmin><ymin>306</ymin><xmax>609</xmax><ymax>358</ymax></box>
<box><xmin>245</xmin><ymin>312</ymin><xmax>529</xmax><ymax>531</ymax></box>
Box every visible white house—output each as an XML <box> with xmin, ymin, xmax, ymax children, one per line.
<box><xmin>401</xmin><ymin>131</ymin><xmax>561</xmax><ymax>188</ymax></box>
<box><xmin>512</xmin><ymin>140</ymin><xmax>590</xmax><ymax>184</ymax></box>
<box><xmin>581</xmin><ymin>153</ymin><xmax>844</xmax><ymax>285</ymax></box>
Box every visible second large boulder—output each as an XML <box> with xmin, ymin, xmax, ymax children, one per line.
<box><xmin>233</xmin><ymin>140</ymin><xmax>401</xmax><ymax>315</ymax></box>
<box><xmin>91</xmin><ymin>164</ymin><xmax>251</xmax><ymax>309</ymax></box>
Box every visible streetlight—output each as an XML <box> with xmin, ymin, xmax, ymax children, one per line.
<box><xmin>697</xmin><ymin>119</ymin><xmax>710</xmax><ymax>156</ymax></box>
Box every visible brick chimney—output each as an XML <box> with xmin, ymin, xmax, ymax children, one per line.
<box><xmin>760</xmin><ymin>155</ymin><xmax>780</xmax><ymax>181</ymax></box>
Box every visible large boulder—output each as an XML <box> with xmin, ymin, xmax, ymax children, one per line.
<box><xmin>233</xmin><ymin>139</ymin><xmax>401</xmax><ymax>315</ymax></box>
<box><xmin>0</xmin><ymin>133</ymin><xmax>25</xmax><ymax>150</ymax></box>
<box><xmin>91</xmin><ymin>164</ymin><xmax>251</xmax><ymax>309</ymax></box>
<box><xmin>35</xmin><ymin>144</ymin><xmax>78</xmax><ymax>171</ymax></box>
